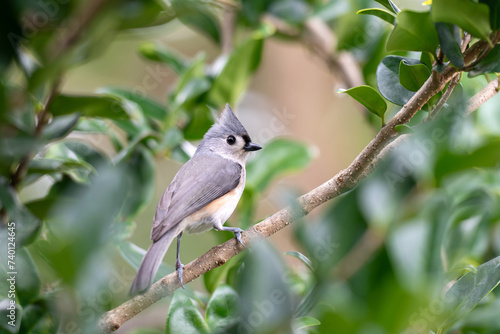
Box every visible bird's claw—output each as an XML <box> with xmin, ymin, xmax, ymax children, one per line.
<box><xmin>234</xmin><ymin>228</ymin><xmax>245</xmax><ymax>248</ymax></box>
<box><xmin>176</xmin><ymin>259</ymin><xmax>185</xmax><ymax>289</ymax></box>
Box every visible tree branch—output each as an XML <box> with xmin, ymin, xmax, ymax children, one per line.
<box><xmin>466</xmin><ymin>77</ymin><xmax>500</xmax><ymax>115</ymax></box>
<box><xmin>98</xmin><ymin>36</ymin><xmax>496</xmax><ymax>333</ymax></box>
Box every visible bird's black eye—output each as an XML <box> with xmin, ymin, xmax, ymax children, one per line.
<box><xmin>226</xmin><ymin>135</ymin><xmax>236</xmax><ymax>145</ymax></box>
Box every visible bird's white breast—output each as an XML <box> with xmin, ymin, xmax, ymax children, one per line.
<box><xmin>182</xmin><ymin>169</ymin><xmax>246</xmax><ymax>234</ymax></box>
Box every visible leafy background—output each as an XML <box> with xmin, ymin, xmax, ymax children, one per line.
<box><xmin>1</xmin><ymin>0</ymin><xmax>500</xmax><ymax>333</ymax></box>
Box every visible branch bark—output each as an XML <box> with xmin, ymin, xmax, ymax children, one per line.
<box><xmin>466</xmin><ymin>77</ymin><xmax>500</xmax><ymax>115</ymax></box>
<box><xmin>98</xmin><ymin>36</ymin><xmax>497</xmax><ymax>333</ymax></box>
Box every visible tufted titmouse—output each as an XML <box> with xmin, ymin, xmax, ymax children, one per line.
<box><xmin>130</xmin><ymin>104</ymin><xmax>261</xmax><ymax>295</ymax></box>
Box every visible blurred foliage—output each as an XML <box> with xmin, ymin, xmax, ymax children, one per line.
<box><xmin>0</xmin><ymin>0</ymin><xmax>500</xmax><ymax>333</ymax></box>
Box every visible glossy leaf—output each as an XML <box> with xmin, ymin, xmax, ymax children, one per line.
<box><xmin>374</xmin><ymin>0</ymin><xmax>400</xmax><ymax>13</ymax></box>
<box><xmin>50</xmin><ymin>95</ymin><xmax>129</xmax><ymax>120</ymax></box>
<box><xmin>435</xmin><ymin>23</ymin><xmax>465</xmax><ymax>68</ymax></box>
<box><xmin>387</xmin><ymin>10</ymin><xmax>439</xmax><ymax>53</ymax></box>
<box><xmin>293</xmin><ymin>316</ymin><xmax>321</xmax><ymax>330</ymax></box>
<box><xmin>99</xmin><ymin>87</ymin><xmax>168</xmax><ymax>120</ymax></box>
<box><xmin>139</xmin><ymin>42</ymin><xmax>187</xmax><ymax>75</ymax></box>
<box><xmin>268</xmin><ymin>0</ymin><xmax>310</xmax><ymax>24</ymax></box>
<box><xmin>203</xmin><ymin>255</ymin><xmax>241</xmax><ymax>293</ymax></box>
<box><xmin>399</xmin><ymin>60</ymin><xmax>431</xmax><ymax>92</ymax></box>
<box><xmin>208</xmin><ymin>35</ymin><xmax>265</xmax><ymax>107</ymax></box>
<box><xmin>357</xmin><ymin>8</ymin><xmax>395</xmax><ymax>25</ymax></box>
<box><xmin>284</xmin><ymin>251</ymin><xmax>315</xmax><ymax>271</ymax></box>
<box><xmin>435</xmin><ymin>140</ymin><xmax>500</xmax><ymax>183</ymax></box>
<box><xmin>172</xmin><ymin>0</ymin><xmax>221</xmax><ymax>45</ymax></box>
<box><xmin>166</xmin><ymin>292</ymin><xmax>210</xmax><ymax>334</ymax></box>
<box><xmin>377</xmin><ymin>56</ymin><xmax>424</xmax><ymax>106</ymax></box>
<box><xmin>118</xmin><ymin>146</ymin><xmax>155</xmax><ymax>219</ymax></box>
<box><xmin>440</xmin><ymin>256</ymin><xmax>500</xmax><ymax>328</ymax></box>
<box><xmin>236</xmin><ymin>241</ymin><xmax>293</xmax><ymax>333</ymax></box>
<box><xmin>0</xmin><ymin>178</ymin><xmax>41</xmax><ymax>246</ymax></box>
<box><xmin>339</xmin><ymin>85</ymin><xmax>387</xmax><ymax>118</ymax></box>
<box><xmin>432</xmin><ymin>0</ymin><xmax>491</xmax><ymax>41</ymax></box>
<box><xmin>479</xmin><ymin>0</ymin><xmax>500</xmax><ymax>30</ymax></box>
<box><xmin>41</xmin><ymin>114</ymin><xmax>80</xmax><ymax>141</ymax></box>
<box><xmin>15</xmin><ymin>248</ymin><xmax>41</xmax><ymax>306</ymax></box>
<box><xmin>246</xmin><ymin>138</ymin><xmax>314</xmax><ymax>191</ymax></box>
<box><xmin>395</xmin><ymin>124</ymin><xmax>414</xmax><ymax>134</ymax></box>
<box><xmin>116</xmin><ymin>0</ymin><xmax>169</xmax><ymax>30</ymax></box>
<box><xmin>468</xmin><ymin>45</ymin><xmax>500</xmax><ymax>77</ymax></box>
<box><xmin>206</xmin><ymin>284</ymin><xmax>240</xmax><ymax>332</ymax></box>
<box><xmin>118</xmin><ymin>241</ymin><xmax>173</xmax><ymax>280</ymax></box>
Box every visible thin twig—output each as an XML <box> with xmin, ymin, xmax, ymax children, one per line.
<box><xmin>466</xmin><ymin>77</ymin><xmax>500</xmax><ymax>114</ymax></box>
<box><xmin>10</xmin><ymin>77</ymin><xmax>62</xmax><ymax>189</ymax></box>
<box><xmin>428</xmin><ymin>73</ymin><xmax>461</xmax><ymax>120</ymax></box>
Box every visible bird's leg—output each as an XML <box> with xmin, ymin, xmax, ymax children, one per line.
<box><xmin>213</xmin><ymin>222</ymin><xmax>245</xmax><ymax>248</ymax></box>
<box><xmin>175</xmin><ymin>232</ymin><xmax>185</xmax><ymax>289</ymax></box>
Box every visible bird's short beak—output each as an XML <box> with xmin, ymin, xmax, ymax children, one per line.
<box><xmin>243</xmin><ymin>142</ymin><xmax>262</xmax><ymax>152</ymax></box>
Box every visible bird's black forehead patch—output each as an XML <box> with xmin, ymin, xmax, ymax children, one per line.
<box><xmin>242</xmin><ymin>134</ymin><xmax>251</xmax><ymax>144</ymax></box>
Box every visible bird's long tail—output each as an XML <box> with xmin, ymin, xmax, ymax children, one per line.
<box><xmin>129</xmin><ymin>230</ymin><xmax>177</xmax><ymax>296</ymax></box>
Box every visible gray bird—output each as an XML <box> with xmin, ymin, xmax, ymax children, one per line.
<box><xmin>130</xmin><ymin>104</ymin><xmax>261</xmax><ymax>295</ymax></box>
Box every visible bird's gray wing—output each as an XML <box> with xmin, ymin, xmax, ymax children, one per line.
<box><xmin>150</xmin><ymin>154</ymin><xmax>242</xmax><ymax>242</ymax></box>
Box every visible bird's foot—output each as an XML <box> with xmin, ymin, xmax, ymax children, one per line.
<box><xmin>175</xmin><ymin>259</ymin><xmax>185</xmax><ymax>289</ymax></box>
<box><xmin>233</xmin><ymin>228</ymin><xmax>245</xmax><ymax>248</ymax></box>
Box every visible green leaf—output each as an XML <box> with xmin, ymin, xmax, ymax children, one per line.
<box><xmin>118</xmin><ymin>146</ymin><xmax>155</xmax><ymax>219</ymax></box>
<box><xmin>15</xmin><ymin>248</ymin><xmax>41</xmax><ymax>306</ymax></box>
<box><xmin>284</xmin><ymin>251</ymin><xmax>315</xmax><ymax>271</ymax></box>
<box><xmin>0</xmin><ymin>178</ymin><xmax>42</xmax><ymax>246</ymax></box>
<box><xmin>50</xmin><ymin>95</ymin><xmax>129</xmax><ymax>120</ymax></box>
<box><xmin>208</xmin><ymin>35</ymin><xmax>265</xmax><ymax>107</ymax></box>
<box><xmin>377</xmin><ymin>56</ymin><xmax>425</xmax><ymax>106</ymax></box>
<box><xmin>479</xmin><ymin>0</ymin><xmax>500</xmax><ymax>30</ymax></box>
<box><xmin>435</xmin><ymin>23</ymin><xmax>465</xmax><ymax>68</ymax></box>
<box><xmin>468</xmin><ymin>45</ymin><xmax>500</xmax><ymax>77</ymax></box>
<box><xmin>387</xmin><ymin>10</ymin><xmax>439</xmax><ymax>53</ymax></box>
<box><xmin>435</xmin><ymin>140</ymin><xmax>500</xmax><ymax>183</ymax></box>
<box><xmin>268</xmin><ymin>0</ymin><xmax>310</xmax><ymax>24</ymax></box>
<box><xmin>357</xmin><ymin>8</ymin><xmax>395</xmax><ymax>25</ymax></box>
<box><xmin>203</xmin><ymin>255</ymin><xmax>241</xmax><ymax>293</ymax></box>
<box><xmin>432</xmin><ymin>0</ymin><xmax>491</xmax><ymax>41</ymax></box>
<box><xmin>374</xmin><ymin>0</ymin><xmax>400</xmax><ymax>14</ymax></box>
<box><xmin>395</xmin><ymin>124</ymin><xmax>414</xmax><ymax>134</ymax></box>
<box><xmin>420</xmin><ymin>51</ymin><xmax>433</xmax><ymax>70</ymax></box>
<box><xmin>339</xmin><ymin>85</ymin><xmax>387</xmax><ymax>118</ymax></box>
<box><xmin>41</xmin><ymin>164</ymin><xmax>129</xmax><ymax>283</ymax></box>
<box><xmin>236</xmin><ymin>241</ymin><xmax>293</xmax><ymax>333</ymax></box>
<box><xmin>139</xmin><ymin>42</ymin><xmax>187</xmax><ymax>75</ymax></box>
<box><xmin>118</xmin><ymin>241</ymin><xmax>173</xmax><ymax>280</ymax></box>
<box><xmin>172</xmin><ymin>0</ymin><xmax>221</xmax><ymax>45</ymax></box>
<box><xmin>293</xmin><ymin>316</ymin><xmax>321</xmax><ymax>330</ymax></box>
<box><xmin>246</xmin><ymin>138</ymin><xmax>314</xmax><ymax>191</ymax></box>
<box><xmin>399</xmin><ymin>60</ymin><xmax>431</xmax><ymax>92</ymax></box>
<box><xmin>166</xmin><ymin>292</ymin><xmax>210</xmax><ymax>334</ymax></box>
<box><xmin>99</xmin><ymin>87</ymin><xmax>168</xmax><ymax>120</ymax></box>
<box><xmin>440</xmin><ymin>256</ymin><xmax>500</xmax><ymax>328</ymax></box>
<box><xmin>41</xmin><ymin>114</ymin><xmax>80</xmax><ymax>141</ymax></box>
<box><xmin>174</xmin><ymin>78</ymin><xmax>211</xmax><ymax>107</ymax></box>
<box><xmin>117</xmin><ymin>0</ymin><xmax>170</xmax><ymax>30</ymax></box>
<box><xmin>206</xmin><ymin>284</ymin><xmax>240</xmax><ymax>333</ymax></box>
